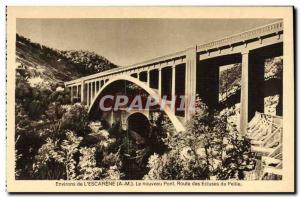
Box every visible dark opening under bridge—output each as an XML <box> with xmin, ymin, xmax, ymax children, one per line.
<box><xmin>65</xmin><ymin>20</ymin><xmax>283</xmax><ymax>135</ymax></box>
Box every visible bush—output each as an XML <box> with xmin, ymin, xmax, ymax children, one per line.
<box><xmin>33</xmin><ymin>131</ymin><xmax>82</xmax><ymax>180</ymax></box>
<box><xmin>15</xmin><ymin>130</ymin><xmax>44</xmax><ymax>179</ymax></box>
<box><xmin>32</xmin><ymin>138</ymin><xmax>65</xmax><ymax>180</ymax></box>
<box><xmin>77</xmin><ymin>147</ymin><xmax>102</xmax><ymax>180</ymax></box>
<box><xmin>215</xmin><ymin>138</ymin><xmax>255</xmax><ymax>180</ymax></box>
<box><xmin>60</xmin><ymin>104</ymin><xmax>91</xmax><ymax>137</ymax></box>
<box><xmin>144</xmin><ymin>151</ymin><xmax>209</xmax><ymax>180</ymax></box>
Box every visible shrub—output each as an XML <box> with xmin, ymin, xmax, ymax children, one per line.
<box><xmin>59</xmin><ymin>104</ymin><xmax>91</xmax><ymax>137</ymax></box>
<box><xmin>27</xmin><ymin>100</ymin><xmax>45</xmax><ymax>119</ymax></box>
<box><xmin>33</xmin><ymin>131</ymin><xmax>82</xmax><ymax>180</ymax></box>
<box><xmin>15</xmin><ymin>129</ymin><xmax>44</xmax><ymax>179</ymax></box>
<box><xmin>77</xmin><ymin>147</ymin><xmax>102</xmax><ymax>180</ymax></box>
<box><xmin>215</xmin><ymin>137</ymin><xmax>255</xmax><ymax>180</ymax></box>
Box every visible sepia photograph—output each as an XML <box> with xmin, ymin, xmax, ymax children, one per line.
<box><xmin>6</xmin><ymin>6</ymin><xmax>294</xmax><ymax>192</ymax></box>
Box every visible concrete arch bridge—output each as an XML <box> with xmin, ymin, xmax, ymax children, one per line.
<box><xmin>65</xmin><ymin>20</ymin><xmax>284</xmax><ymax>136</ymax></box>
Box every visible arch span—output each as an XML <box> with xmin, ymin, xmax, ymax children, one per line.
<box><xmin>127</xmin><ymin>112</ymin><xmax>150</xmax><ymax>143</ymax></box>
<box><xmin>88</xmin><ymin>75</ymin><xmax>185</xmax><ymax>132</ymax></box>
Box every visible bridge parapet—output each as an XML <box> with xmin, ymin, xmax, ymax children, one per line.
<box><xmin>197</xmin><ymin>20</ymin><xmax>283</xmax><ymax>53</ymax></box>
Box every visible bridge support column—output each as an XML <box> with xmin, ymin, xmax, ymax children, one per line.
<box><xmin>91</xmin><ymin>82</ymin><xmax>94</xmax><ymax>102</ymax></box>
<box><xmin>81</xmin><ymin>80</ymin><xmax>85</xmax><ymax>104</ymax></box>
<box><xmin>172</xmin><ymin>65</ymin><xmax>176</xmax><ymax>111</ymax></box>
<box><xmin>87</xmin><ymin>83</ymin><xmax>90</xmax><ymax>106</ymax></box>
<box><xmin>240</xmin><ymin>50</ymin><xmax>249</xmax><ymax>137</ymax></box>
<box><xmin>70</xmin><ymin>86</ymin><xmax>73</xmax><ymax>104</ymax></box>
<box><xmin>93</xmin><ymin>82</ymin><xmax>96</xmax><ymax>101</ymax></box>
<box><xmin>158</xmin><ymin>68</ymin><xmax>162</xmax><ymax>96</ymax></box>
<box><xmin>185</xmin><ymin>47</ymin><xmax>197</xmax><ymax>121</ymax></box>
<box><xmin>76</xmin><ymin>85</ymin><xmax>79</xmax><ymax>100</ymax></box>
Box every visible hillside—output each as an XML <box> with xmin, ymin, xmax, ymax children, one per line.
<box><xmin>219</xmin><ymin>56</ymin><xmax>283</xmax><ymax>128</ymax></box>
<box><xmin>16</xmin><ymin>34</ymin><xmax>118</xmax><ymax>87</ymax></box>
<box><xmin>219</xmin><ymin>57</ymin><xmax>282</xmax><ymax>103</ymax></box>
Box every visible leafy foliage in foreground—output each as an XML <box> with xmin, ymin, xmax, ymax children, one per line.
<box><xmin>16</xmin><ymin>104</ymin><xmax>123</xmax><ymax>180</ymax></box>
<box><xmin>33</xmin><ymin>131</ymin><xmax>102</xmax><ymax>180</ymax></box>
<box><xmin>144</xmin><ymin>98</ymin><xmax>256</xmax><ymax>180</ymax></box>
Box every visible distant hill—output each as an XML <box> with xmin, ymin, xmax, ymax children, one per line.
<box><xmin>16</xmin><ymin>34</ymin><xmax>118</xmax><ymax>87</ymax></box>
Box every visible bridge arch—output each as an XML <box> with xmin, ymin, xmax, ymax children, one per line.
<box><xmin>88</xmin><ymin>75</ymin><xmax>185</xmax><ymax>132</ymax></box>
<box><xmin>127</xmin><ymin>112</ymin><xmax>150</xmax><ymax>143</ymax></box>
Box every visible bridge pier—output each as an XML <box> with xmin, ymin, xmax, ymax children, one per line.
<box><xmin>147</xmin><ymin>71</ymin><xmax>150</xmax><ymax>87</ymax></box>
<box><xmin>158</xmin><ymin>68</ymin><xmax>162</xmax><ymax>96</ymax></box>
<box><xmin>69</xmin><ymin>86</ymin><xmax>73</xmax><ymax>103</ymax></box>
<box><xmin>87</xmin><ymin>82</ymin><xmax>90</xmax><ymax>106</ymax></box>
<box><xmin>171</xmin><ymin>65</ymin><xmax>176</xmax><ymax>103</ymax></box>
<box><xmin>240</xmin><ymin>50</ymin><xmax>249</xmax><ymax>137</ymax></box>
<box><xmin>185</xmin><ymin>47</ymin><xmax>197</xmax><ymax>121</ymax></box>
<box><xmin>92</xmin><ymin>82</ymin><xmax>94</xmax><ymax>102</ymax></box>
<box><xmin>81</xmin><ymin>81</ymin><xmax>84</xmax><ymax>103</ymax></box>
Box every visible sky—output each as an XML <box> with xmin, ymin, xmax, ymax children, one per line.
<box><xmin>17</xmin><ymin>18</ymin><xmax>279</xmax><ymax>66</ymax></box>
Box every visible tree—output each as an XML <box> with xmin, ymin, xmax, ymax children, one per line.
<box><xmin>145</xmin><ymin>97</ymin><xmax>255</xmax><ymax>180</ymax></box>
<box><xmin>59</xmin><ymin>104</ymin><xmax>91</xmax><ymax>137</ymax></box>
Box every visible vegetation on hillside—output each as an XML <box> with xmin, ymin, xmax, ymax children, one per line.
<box><xmin>219</xmin><ymin>57</ymin><xmax>282</xmax><ymax>102</ymax></box>
<box><xmin>15</xmin><ymin>34</ymin><xmax>121</xmax><ymax>179</ymax></box>
<box><xmin>15</xmin><ymin>59</ymin><xmax>123</xmax><ymax>179</ymax></box>
<box><xmin>219</xmin><ymin>63</ymin><xmax>241</xmax><ymax>101</ymax></box>
<box><xmin>16</xmin><ymin>34</ymin><xmax>118</xmax><ymax>85</ymax></box>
